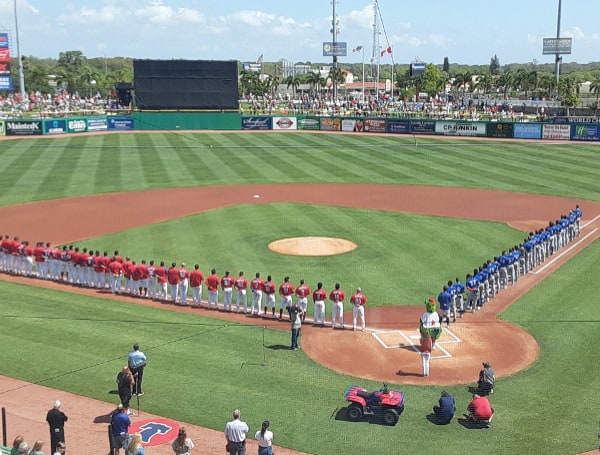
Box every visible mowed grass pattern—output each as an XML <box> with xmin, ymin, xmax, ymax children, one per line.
<box><xmin>1</xmin><ymin>132</ymin><xmax>600</xmax><ymax>454</ymax></box>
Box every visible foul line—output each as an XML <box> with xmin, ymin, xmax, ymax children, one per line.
<box><xmin>533</xmin><ymin>227</ymin><xmax>598</xmax><ymax>275</ymax></box>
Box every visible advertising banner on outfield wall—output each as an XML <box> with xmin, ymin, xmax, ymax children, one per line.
<box><xmin>364</xmin><ymin>118</ymin><xmax>387</xmax><ymax>133</ymax></box>
<box><xmin>272</xmin><ymin>116</ymin><xmax>297</xmax><ymax>130</ymax></box>
<box><xmin>297</xmin><ymin>117</ymin><xmax>319</xmax><ymax>130</ymax></box>
<box><xmin>487</xmin><ymin>122</ymin><xmax>514</xmax><ymax>138</ymax></box>
<box><xmin>571</xmin><ymin>124</ymin><xmax>600</xmax><ymax>141</ymax></box>
<box><xmin>513</xmin><ymin>123</ymin><xmax>542</xmax><ymax>139</ymax></box>
<box><xmin>436</xmin><ymin>121</ymin><xmax>487</xmax><ymax>136</ymax></box>
<box><xmin>387</xmin><ymin>120</ymin><xmax>410</xmax><ymax>134</ymax></box>
<box><xmin>341</xmin><ymin>118</ymin><xmax>362</xmax><ymax>132</ymax></box>
<box><xmin>320</xmin><ymin>117</ymin><xmax>341</xmax><ymax>131</ymax></box>
<box><xmin>5</xmin><ymin>120</ymin><xmax>43</xmax><ymax>135</ymax></box>
<box><xmin>108</xmin><ymin>117</ymin><xmax>134</xmax><ymax>130</ymax></box>
<box><xmin>67</xmin><ymin>118</ymin><xmax>88</xmax><ymax>133</ymax></box>
<box><xmin>87</xmin><ymin>117</ymin><xmax>108</xmax><ymax>131</ymax></box>
<box><xmin>409</xmin><ymin>120</ymin><xmax>436</xmax><ymax>135</ymax></box>
<box><xmin>0</xmin><ymin>120</ymin><xmax>5</xmax><ymax>136</ymax></box>
<box><xmin>241</xmin><ymin>116</ymin><xmax>271</xmax><ymax>130</ymax></box>
<box><xmin>43</xmin><ymin>119</ymin><xmax>67</xmax><ymax>135</ymax></box>
<box><xmin>542</xmin><ymin>124</ymin><xmax>570</xmax><ymax>140</ymax></box>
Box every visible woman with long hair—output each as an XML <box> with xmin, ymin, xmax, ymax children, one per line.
<box><xmin>126</xmin><ymin>433</ymin><xmax>145</xmax><ymax>455</ymax></box>
<box><xmin>255</xmin><ymin>420</ymin><xmax>274</xmax><ymax>455</ymax></box>
<box><xmin>30</xmin><ymin>440</ymin><xmax>45</xmax><ymax>455</ymax></box>
<box><xmin>171</xmin><ymin>427</ymin><xmax>194</xmax><ymax>455</ymax></box>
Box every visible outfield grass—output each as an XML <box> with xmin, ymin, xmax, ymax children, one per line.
<box><xmin>1</xmin><ymin>133</ymin><xmax>600</xmax><ymax>454</ymax></box>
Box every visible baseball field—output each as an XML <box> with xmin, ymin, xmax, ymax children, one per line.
<box><xmin>0</xmin><ymin>131</ymin><xmax>599</xmax><ymax>455</ymax></box>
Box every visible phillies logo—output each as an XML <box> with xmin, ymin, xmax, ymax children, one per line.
<box><xmin>129</xmin><ymin>418</ymin><xmax>179</xmax><ymax>446</ymax></box>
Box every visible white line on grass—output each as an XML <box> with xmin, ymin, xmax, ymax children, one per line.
<box><xmin>533</xmin><ymin>227</ymin><xmax>598</xmax><ymax>274</ymax></box>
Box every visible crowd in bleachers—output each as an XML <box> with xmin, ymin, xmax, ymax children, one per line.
<box><xmin>435</xmin><ymin>205</ymin><xmax>582</xmax><ymax>327</ymax></box>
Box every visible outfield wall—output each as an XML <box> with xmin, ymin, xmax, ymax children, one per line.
<box><xmin>1</xmin><ymin>114</ymin><xmax>599</xmax><ymax>142</ymax></box>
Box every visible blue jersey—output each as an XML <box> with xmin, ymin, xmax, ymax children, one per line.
<box><xmin>437</xmin><ymin>290</ymin><xmax>452</xmax><ymax>311</ymax></box>
<box><xmin>466</xmin><ymin>275</ymin><xmax>479</xmax><ymax>291</ymax></box>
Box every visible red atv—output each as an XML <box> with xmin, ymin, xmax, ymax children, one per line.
<box><xmin>344</xmin><ymin>383</ymin><xmax>405</xmax><ymax>425</ymax></box>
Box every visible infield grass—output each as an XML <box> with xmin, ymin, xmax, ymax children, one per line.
<box><xmin>1</xmin><ymin>132</ymin><xmax>600</xmax><ymax>454</ymax></box>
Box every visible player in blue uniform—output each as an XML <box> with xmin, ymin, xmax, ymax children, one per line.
<box><xmin>437</xmin><ymin>285</ymin><xmax>453</xmax><ymax>328</ymax></box>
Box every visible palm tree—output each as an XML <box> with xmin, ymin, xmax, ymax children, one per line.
<box><xmin>589</xmin><ymin>74</ymin><xmax>600</xmax><ymax>104</ymax></box>
<box><xmin>284</xmin><ymin>75</ymin><xmax>301</xmax><ymax>95</ymax></box>
<box><xmin>497</xmin><ymin>71</ymin><xmax>515</xmax><ymax>98</ymax></box>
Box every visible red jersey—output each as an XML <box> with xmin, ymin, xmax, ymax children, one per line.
<box><xmin>80</xmin><ymin>251</ymin><xmax>90</xmax><ymax>267</ymax></box>
<box><xmin>221</xmin><ymin>274</ymin><xmax>234</xmax><ymax>289</ymax></box>
<box><xmin>263</xmin><ymin>280</ymin><xmax>276</xmax><ymax>295</ymax></box>
<box><xmin>71</xmin><ymin>250</ymin><xmax>81</xmax><ymax>266</ymax></box>
<box><xmin>251</xmin><ymin>277</ymin><xmax>264</xmax><ymax>292</ymax></box>
<box><xmin>206</xmin><ymin>274</ymin><xmax>220</xmax><ymax>292</ymax></box>
<box><xmin>122</xmin><ymin>261</ymin><xmax>133</xmax><ymax>278</ymax></box>
<box><xmin>313</xmin><ymin>288</ymin><xmax>327</xmax><ymax>302</ymax></box>
<box><xmin>101</xmin><ymin>255</ymin><xmax>111</xmax><ymax>272</ymax></box>
<box><xmin>167</xmin><ymin>267</ymin><xmax>180</xmax><ymax>285</ymax></box>
<box><xmin>93</xmin><ymin>255</ymin><xmax>104</xmax><ymax>272</ymax></box>
<box><xmin>178</xmin><ymin>267</ymin><xmax>190</xmax><ymax>281</ymax></box>
<box><xmin>295</xmin><ymin>284</ymin><xmax>311</xmax><ymax>299</ymax></box>
<box><xmin>155</xmin><ymin>266</ymin><xmax>167</xmax><ymax>284</ymax></box>
<box><xmin>329</xmin><ymin>289</ymin><xmax>346</xmax><ymax>303</ymax></box>
<box><xmin>467</xmin><ymin>396</ymin><xmax>493</xmax><ymax>419</ymax></box>
<box><xmin>350</xmin><ymin>292</ymin><xmax>367</xmax><ymax>306</ymax></box>
<box><xmin>279</xmin><ymin>282</ymin><xmax>294</xmax><ymax>297</ymax></box>
<box><xmin>235</xmin><ymin>276</ymin><xmax>248</xmax><ymax>291</ymax></box>
<box><xmin>108</xmin><ymin>260</ymin><xmax>122</xmax><ymax>275</ymax></box>
<box><xmin>190</xmin><ymin>269</ymin><xmax>204</xmax><ymax>287</ymax></box>
<box><xmin>34</xmin><ymin>245</ymin><xmax>45</xmax><ymax>262</ymax></box>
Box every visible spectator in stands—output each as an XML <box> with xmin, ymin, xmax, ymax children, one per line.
<box><xmin>11</xmin><ymin>436</ymin><xmax>24</xmax><ymax>455</ymax></box>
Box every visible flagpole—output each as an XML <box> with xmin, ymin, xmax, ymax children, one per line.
<box><xmin>361</xmin><ymin>45</ymin><xmax>365</xmax><ymax>104</ymax></box>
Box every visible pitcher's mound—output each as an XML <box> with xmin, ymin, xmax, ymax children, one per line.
<box><xmin>268</xmin><ymin>236</ymin><xmax>357</xmax><ymax>256</ymax></box>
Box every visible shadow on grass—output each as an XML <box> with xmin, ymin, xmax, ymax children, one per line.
<box><xmin>266</xmin><ymin>344</ymin><xmax>291</xmax><ymax>350</ymax></box>
<box><xmin>396</xmin><ymin>369</ymin><xmax>422</xmax><ymax>378</ymax></box>
<box><xmin>457</xmin><ymin>416</ymin><xmax>491</xmax><ymax>430</ymax></box>
<box><xmin>426</xmin><ymin>413</ymin><xmax>452</xmax><ymax>426</ymax></box>
<box><xmin>332</xmin><ymin>407</ymin><xmax>399</xmax><ymax>426</ymax></box>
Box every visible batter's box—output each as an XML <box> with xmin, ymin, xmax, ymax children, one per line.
<box><xmin>371</xmin><ymin>328</ymin><xmax>462</xmax><ymax>359</ymax></box>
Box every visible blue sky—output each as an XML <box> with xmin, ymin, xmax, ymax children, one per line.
<box><xmin>0</xmin><ymin>0</ymin><xmax>598</xmax><ymax>66</ymax></box>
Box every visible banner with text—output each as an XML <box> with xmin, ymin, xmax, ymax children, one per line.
<box><xmin>87</xmin><ymin>117</ymin><xmax>108</xmax><ymax>131</ymax></box>
<box><xmin>571</xmin><ymin>124</ymin><xmax>600</xmax><ymax>142</ymax></box>
<box><xmin>436</xmin><ymin>121</ymin><xmax>486</xmax><ymax>136</ymax></box>
<box><xmin>486</xmin><ymin>122</ymin><xmax>514</xmax><ymax>138</ymax></box>
<box><xmin>341</xmin><ymin>118</ymin><xmax>362</xmax><ymax>132</ymax></box>
<box><xmin>43</xmin><ymin>119</ymin><xmax>67</xmax><ymax>135</ymax></box>
<box><xmin>5</xmin><ymin>120</ymin><xmax>43</xmax><ymax>136</ymax></box>
<box><xmin>364</xmin><ymin>118</ymin><xmax>387</xmax><ymax>133</ymax></box>
<box><xmin>108</xmin><ymin>117</ymin><xmax>134</xmax><ymax>130</ymax></box>
<box><xmin>387</xmin><ymin>120</ymin><xmax>411</xmax><ymax>134</ymax></box>
<box><xmin>542</xmin><ymin>124</ymin><xmax>570</xmax><ymax>140</ymax></box>
<box><xmin>410</xmin><ymin>120</ymin><xmax>436</xmax><ymax>135</ymax></box>
<box><xmin>0</xmin><ymin>33</ymin><xmax>12</xmax><ymax>91</ymax></box>
<box><xmin>67</xmin><ymin>118</ymin><xmax>88</xmax><ymax>133</ymax></box>
<box><xmin>296</xmin><ymin>117</ymin><xmax>319</xmax><ymax>130</ymax></box>
<box><xmin>272</xmin><ymin>116</ymin><xmax>297</xmax><ymax>130</ymax></box>
<box><xmin>513</xmin><ymin>123</ymin><xmax>542</xmax><ymax>139</ymax></box>
<box><xmin>241</xmin><ymin>116</ymin><xmax>271</xmax><ymax>130</ymax></box>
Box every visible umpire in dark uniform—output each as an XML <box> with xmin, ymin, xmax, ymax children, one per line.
<box><xmin>46</xmin><ymin>400</ymin><xmax>68</xmax><ymax>454</ymax></box>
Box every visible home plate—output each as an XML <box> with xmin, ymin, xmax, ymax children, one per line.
<box><xmin>409</xmin><ymin>335</ymin><xmax>421</xmax><ymax>340</ymax></box>
<box><xmin>253</xmin><ymin>194</ymin><xmax>260</xmax><ymax>198</ymax></box>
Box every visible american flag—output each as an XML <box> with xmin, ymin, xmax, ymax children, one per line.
<box><xmin>352</xmin><ymin>46</ymin><xmax>363</xmax><ymax>53</ymax></box>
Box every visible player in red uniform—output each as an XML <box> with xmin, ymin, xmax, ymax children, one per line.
<box><xmin>122</xmin><ymin>257</ymin><xmax>134</xmax><ymax>294</ymax></box>
<box><xmin>190</xmin><ymin>264</ymin><xmax>204</xmax><ymax>308</ymax></box>
<box><xmin>350</xmin><ymin>287</ymin><xmax>368</xmax><ymax>331</ymax></box>
<box><xmin>206</xmin><ymin>269</ymin><xmax>220</xmax><ymax>310</ymax></box>
<box><xmin>262</xmin><ymin>275</ymin><xmax>277</xmax><ymax>318</ymax></box>
<box><xmin>295</xmin><ymin>279</ymin><xmax>311</xmax><ymax>322</ymax></box>
<box><xmin>250</xmin><ymin>272</ymin><xmax>264</xmax><ymax>316</ymax></box>
<box><xmin>278</xmin><ymin>276</ymin><xmax>294</xmax><ymax>320</ymax></box>
<box><xmin>234</xmin><ymin>271</ymin><xmax>248</xmax><ymax>314</ymax></box>
<box><xmin>108</xmin><ymin>256</ymin><xmax>123</xmax><ymax>294</ymax></box>
<box><xmin>329</xmin><ymin>283</ymin><xmax>346</xmax><ymax>329</ymax></box>
<box><xmin>221</xmin><ymin>271</ymin><xmax>234</xmax><ymax>311</ymax></box>
<box><xmin>33</xmin><ymin>242</ymin><xmax>45</xmax><ymax>279</ymax></box>
<box><xmin>136</xmin><ymin>260</ymin><xmax>150</xmax><ymax>297</ymax></box>
<box><xmin>177</xmin><ymin>263</ymin><xmax>190</xmax><ymax>305</ymax></box>
<box><xmin>167</xmin><ymin>262</ymin><xmax>180</xmax><ymax>303</ymax></box>
<box><xmin>155</xmin><ymin>261</ymin><xmax>168</xmax><ymax>302</ymax></box>
<box><xmin>312</xmin><ymin>282</ymin><xmax>327</xmax><ymax>326</ymax></box>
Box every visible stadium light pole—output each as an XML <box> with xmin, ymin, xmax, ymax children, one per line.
<box><xmin>13</xmin><ymin>0</ymin><xmax>26</xmax><ymax>99</ymax></box>
<box><xmin>554</xmin><ymin>0</ymin><xmax>562</xmax><ymax>98</ymax></box>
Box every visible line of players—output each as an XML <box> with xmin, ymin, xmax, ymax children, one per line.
<box><xmin>435</xmin><ymin>206</ymin><xmax>582</xmax><ymax>328</ymax></box>
<box><xmin>0</xmin><ymin>240</ymin><xmax>367</xmax><ymax>329</ymax></box>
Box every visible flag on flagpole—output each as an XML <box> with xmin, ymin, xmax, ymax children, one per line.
<box><xmin>257</xmin><ymin>54</ymin><xmax>263</xmax><ymax>64</ymax></box>
<box><xmin>352</xmin><ymin>46</ymin><xmax>363</xmax><ymax>53</ymax></box>
<box><xmin>380</xmin><ymin>46</ymin><xmax>392</xmax><ymax>57</ymax></box>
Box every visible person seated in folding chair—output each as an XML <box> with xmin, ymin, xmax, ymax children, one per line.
<box><xmin>477</xmin><ymin>361</ymin><xmax>495</xmax><ymax>395</ymax></box>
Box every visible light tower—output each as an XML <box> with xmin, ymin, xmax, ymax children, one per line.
<box><xmin>13</xmin><ymin>0</ymin><xmax>25</xmax><ymax>99</ymax></box>
<box><xmin>330</xmin><ymin>0</ymin><xmax>341</xmax><ymax>101</ymax></box>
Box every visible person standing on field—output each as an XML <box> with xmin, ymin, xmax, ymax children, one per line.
<box><xmin>155</xmin><ymin>261</ymin><xmax>168</xmax><ymax>302</ymax></box>
<box><xmin>278</xmin><ymin>276</ymin><xmax>294</xmax><ymax>320</ymax></box>
<box><xmin>221</xmin><ymin>271</ymin><xmax>235</xmax><ymax>311</ymax></box>
<box><xmin>235</xmin><ymin>271</ymin><xmax>248</xmax><ymax>313</ymax></box>
<box><xmin>329</xmin><ymin>283</ymin><xmax>346</xmax><ymax>329</ymax></box>
<box><xmin>312</xmin><ymin>282</ymin><xmax>327</xmax><ymax>326</ymax></box>
<box><xmin>206</xmin><ymin>269</ymin><xmax>220</xmax><ymax>310</ymax></box>
<box><xmin>250</xmin><ymin>272</ymin><xmax>264</xmax><ymax>316</ymax></box>
<box><xmin>178</xmin><ymin>262</ymin><xmax>190</xmax><ymax>305</ymax></box>
<box><xmin>350</xmin><ymin>287</ymin><xmax>367</xmax><ymax>331</ymax></box>
<box><xmin>128</xmin><ymin>343</ymin><xmax>147</xmax><ymax>396</ymax></box>
<box><xmin>224</xmin><ymin>409</ymin><xmax>249</xmax><ymax>455</ymax></box>
<box><xmin>295</xmin><ymin>279</ymin><xmax>310</xmax><ymax>322</ymax></box>
<box><xmin>167</xmin><ymin>262</ymin><xmax>180</xmax><ymax>303</ymax></box>
<box><xmin>46</xmin><ymin>400</ymin><xmax>68</xmax><ymax>454</ymax></box>
<box><xmin>263</xmin><ymin>275</ymin><xmax>277</xmax><ymax>318</ymax></box>
<box><xmin>190</xmin><ymin>264</ymin><xmax>204</xmax><ymax>308</ymax></box>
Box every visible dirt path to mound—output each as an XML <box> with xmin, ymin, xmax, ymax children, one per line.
<box><xmin>2</xmin><ymin>184</ymin><xmax>600</xmax><ymax>454</ymax></box>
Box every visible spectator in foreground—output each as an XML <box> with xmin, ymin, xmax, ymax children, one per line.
<box><xmin>171</xmin><ymin>427</ymin><xmax>194</xmax><ymax>455</ymax></box>
<box><xmin>467</xmin><ymin>394</ymin><xmax>494</xmax><ymax>428</ymax></box>
<box><xmin>432</xmin><ymin>391</ymin><xmax>455</xmax><ymax>424</ymax></box>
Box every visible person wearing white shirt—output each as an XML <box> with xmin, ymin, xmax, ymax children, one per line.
<box><xmin>254</xmin><ymin>420</ymin><xmax>273</xmax><ymax>455</ymax></box>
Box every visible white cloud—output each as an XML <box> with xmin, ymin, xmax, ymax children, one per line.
<box><xmin>344</xmin><ymin>5</ymin><xmax>375</xmax><ymax>30</ymax></box>
<box><xmin>27</xmin><ymin>4</ymin><xmax>39</xmax><ymax>14</ymax></box>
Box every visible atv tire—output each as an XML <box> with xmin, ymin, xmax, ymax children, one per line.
<box><xmin>383</xmin><ymin>408</ymin><xmax>399</xmax><ymax>425</ymax></box>
<box><xmin>347</xmin><ymin>403</ymin><xmax>363</xmax><ymax>421</ymax></box>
